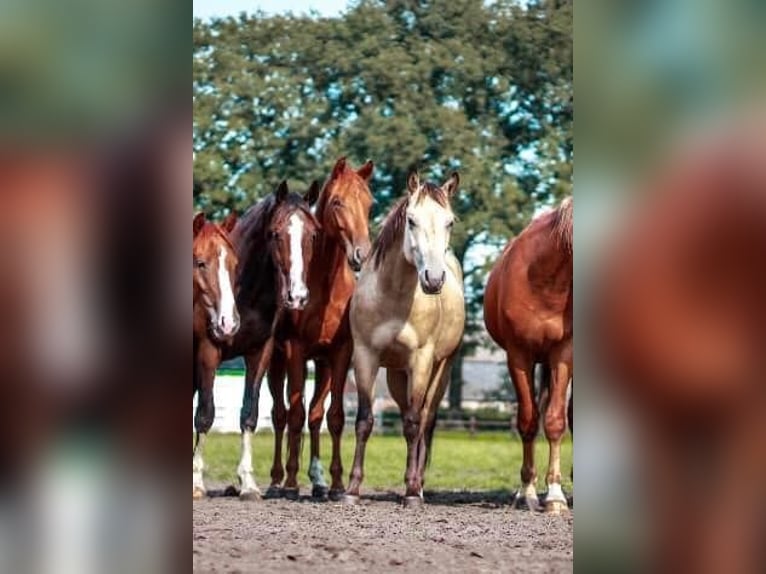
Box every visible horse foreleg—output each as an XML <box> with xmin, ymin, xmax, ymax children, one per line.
<box><xmin>402</xmin><ymin>353</ymin><xmax>433</xmax><ymax>504</ymax></box>
<box><xmin>266</xmin><ymin>348</ymin><xmax>287</xmax><ymax>496</ymax></box>
<box><xmin>193</xmin><ymin>342</ymin><xmax>219</xmax><ymax>500</ymax></box>
<box><xmin>543</xmin><ymin>343</ymin><xmax>572</xmax><ymax>515</ymax></box>
<box><xmin>307</xmin><ymin>360</ymin><xmax>331</xmax><ymax>498</ymax></box>
<box><xmin>344</xmin><ymin>345</ymin><xmax>379</xmax><ymax>504</ymax></box>
<box><xmin>283</xmin><ymin>341</ymin><xmax>306</xmax><ymax>499</ymax></box>
<box><xmin>508</xmin><ymin>350</ymin><xmax>539</xmax><ymax>511</ymax></box>
<box><xmin>327</xmin><ymin>343</ymin><xmax>353</xmax><ymax>499</ymax></box>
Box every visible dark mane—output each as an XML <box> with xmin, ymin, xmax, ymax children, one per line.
<box><xmin>371</xmin><ymin>182</ymin><xmax>449</xmax><ymax>270</ymax></box>
<box><xmin>232</xmin><ymin>192</ymin><xmax>314</xmax><ymax>254</ymax></box>
<box><xmin>552</xmin><ymin>196</ymin><xmax>573</xmax><ymax>253</ymax></box>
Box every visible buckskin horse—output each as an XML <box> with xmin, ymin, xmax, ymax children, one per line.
<box><xmin>483</xmin><ymin>196</ymin><xmax>573</xmax><ymax>514</ymax></box>
<box><xmin>265</xmin><ymin>156</ymin><xmax>374</xmax><ymax>500</ymax></box>
<box><xmin>345</xmin><ymin>170</ymin><xmax>465</xmax><ymax>506</ymax></box>
<box><xmin>193</xmin><ymin>181</ymin><xmax>320</xmax><ymax>500</ymax></box>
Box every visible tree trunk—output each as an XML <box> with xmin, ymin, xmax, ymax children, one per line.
<box><xmin>448</xmin><ymin>344</ymin><xmax>465</xmax><ymax>412</ymax></box>
<box><xmin>448</xmin><ymin>244</ymin><xmax>469</xmax><ymax>413</ymax></box>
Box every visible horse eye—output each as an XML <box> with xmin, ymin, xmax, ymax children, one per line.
<box><xmin>446</xmin><ymin>220</ymin><xmax>454</xmax><ymax>230</ymax></box>
<box><xmin>332</xmin><ymin>199</ymin><xmax>343</xmax><ymax>209</ymax></box>
<box><xmin>407</xmin><ymin>217</ymin><xmax>417</xmax><ymax>228</ymax></box>
<box><xmin>194</xmin><ymin>259</ymin><xmax>206</xmax><ymax>270</ymax></box>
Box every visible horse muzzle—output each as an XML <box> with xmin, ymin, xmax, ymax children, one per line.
<box><xmin>420</xmin><ymin>269</ymin><xmax>446</xmax><ymax>295</ymax></box>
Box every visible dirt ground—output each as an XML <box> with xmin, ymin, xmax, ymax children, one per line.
<box><xmin>193</xmin><ymin>488</ymin><xmax>573</xmax><ymax>573</ymax></box>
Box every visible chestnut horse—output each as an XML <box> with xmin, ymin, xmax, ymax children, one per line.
<box><xmin>193</xmin><ymin>181</ymin><xmax>320</xmax><ymax>499</ymax></box>
<box><xmin>483</xmin><ymin>196</ymin><xmax>573</xmax><ymax>514</ymax></box>
<box><xmin>193</xmin><ymin>211</ymin><xmax>239</xmax><ymax>497</ymax></box>
<box><xmin>265</xmin><ymin>157</ymin><xmax>374</xmax><ymax>500</ymax></box>
<box><xmin>346</xmin><ymin>171</ymin><xmax>465</xmax><ymax>506</ymax></box>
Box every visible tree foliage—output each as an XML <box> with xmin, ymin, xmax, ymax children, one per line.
<box><xmin>193</xmin><ymin>0</ymin><xmax>572</xmax><ymax>409</ymax></box>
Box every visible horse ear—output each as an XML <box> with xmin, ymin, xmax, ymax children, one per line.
<box><xmin>331</xmin><ymin>156</ymin><xmax>347</xmax><ymax>180</ymax></box>
<box><xmin>303</xmin><ymin>180</ymin><xmax>320</xmax><ymax>206</ymax></box>
<box><xmin>193</xmin><ymin>212</ymin><xmax>206</xmax><ymax>237</ymax></box>
<box><xmin>221</xmin><ymin>211</ymin><xmax>237</xmax><ymax>233</ymax></box>
<box><xmin>407</xmin><ymin>171</ymin><xmax>420</xmax><ymax>195</ymax></box>
<box><xmin>357</xmin><ymin>160</ymin><xmax>374</xmax><ymax>182</ymax></box>
<box><xmin>442</xmin><ymin>172</ymin><xmax>460</xmax><ymax>197</ymax></box>
<box><xmin>274</xmin><ymin>180</ymin><xmax>289</xmax><ymax>203</ymax></box>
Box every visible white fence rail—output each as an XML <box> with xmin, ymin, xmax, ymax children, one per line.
<box><xmin>192</xmin><ymin>374</ymin><xmax>329</xmax><ymax>433</ymax></box>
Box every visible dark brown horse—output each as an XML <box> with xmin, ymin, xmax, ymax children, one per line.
<box><xmin>193</xmin><ymin>181</ymin><xmax>320</xmax><ymax>500</ymax></box>
<box><xmin>483</xmin><ymin>196</ymin><xmax>573</xmax><ymax>514</ymax></box>
<box><xmin>265</xmin><ymin>156</ymin><xmax>374</xmax><ymax>500</ymax></box>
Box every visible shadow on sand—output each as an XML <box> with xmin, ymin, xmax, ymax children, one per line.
<box><xmin>203</xmin><ymin>485</ymin><xmax>573</xmax><ymax>511</ymax></box>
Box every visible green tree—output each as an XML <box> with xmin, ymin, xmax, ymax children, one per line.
<box><xmin>193</xmin><ymin>0</ymin><xmax>572</xmax><ymax>410</ymax></box>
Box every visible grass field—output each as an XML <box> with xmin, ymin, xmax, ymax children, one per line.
<box><xmin>201</xmin><ymin>430</ymin><xmax>573</xmax><ymax>492</ymax></box>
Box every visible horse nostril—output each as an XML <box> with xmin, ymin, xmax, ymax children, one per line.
<box><xmin>440</xmin><ymin>271</ymin><xmax>446</xmax><ymax>283</ymax></box>
<box><xmin>424</xmin><ymin>269</ymin><xmax>430</xmax><ymax>283</ymax></box>
<box><xmin>354</xmin><ymin>247</ymin><xmax>362</xmax><ymax>263</ymax></box>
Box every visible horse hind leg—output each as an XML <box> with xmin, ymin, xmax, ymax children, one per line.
<box><xmin>507</xmin><ymin>352</ymin><xmax>540</xmax><ymax>511</ymax></box>
<box><xmin>543</xmin><ymin>347</ymin><xmax>572</xmax><ymax>515</ymax></box>
<box><xmin>415</xmin><ymin>358</ymin><xmax>451</xmax><ymax>497</ymax></box>
<box><xmin>327</xmin><ymin>343</ymin><xmax>353</xmax><ymax>500</ymax></box>
<box><xmin>307</xmin><ymin>360</ymin><xmax>331</xmax><ymax>499</ymax></box>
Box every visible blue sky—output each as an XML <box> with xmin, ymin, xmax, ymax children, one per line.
<box><xmin>193</xmin><ymin>0</ymin><xmax>349</xmax><ymax>20</ymax></box>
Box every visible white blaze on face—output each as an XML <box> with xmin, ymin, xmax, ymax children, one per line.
<box><xmin>217</xmin><ymin>245</ymin><xmax>237</xmax><ymax>335</ymax></box>
<box><xmin>403</xmin><ymin>196</ymin><xmax>453</xmax><ymax>287</ymax></box>
<box><xmin>287</xmin><ymin>213</ymin><xmax>309</xmax><ymax>306</ymax></box>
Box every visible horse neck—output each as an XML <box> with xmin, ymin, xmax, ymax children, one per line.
<box><xmin>311</xmin><ymin>230</ymin><xmax>351</xmax><ymax>297</ymax></box>
<box><xmin>235</xmin><ymin>235</ymin><xmax>278</xmax><ymax>307</ymax></box>
<box><xmin>377</xmin><ymin>235</ymin><xmax>418</xmax><ymax>295</ymax></box>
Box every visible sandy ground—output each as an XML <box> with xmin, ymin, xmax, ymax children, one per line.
<box><xmin>193</xmin><ymin>489</ymin><xmax>573</xmax><ymax>573</ymax></box>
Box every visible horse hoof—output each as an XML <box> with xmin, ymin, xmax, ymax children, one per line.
<box><xmin>283</xmin><ymin>488</ymin><xmax>300</xmax><ymax>501</ymax></box>
<box><xmin>311</xmin><ymin>485</ymin><xmax>329</xmax><ymax>500</ymax></box>
<box><xmin>264</xmin><ymin>486</ymin><xmax>283</xmax><ymax>499</ymax></box>
<box><xmin>239</xmin><ymin>489</ymin><xmax>262</xmax><ymax>502</ymax></box>
<box><xmin>192</xmin><ymin>488</ymin><xmax>206</xmax><ymax>500</ymax></box>
<box><xmin>328</xmin><ymin>489</ymin><xmax>345</xmax><ymax>502</ymax></box>
<box><xmin>402</xmin><ymin>496</ymin><xmax>424</xmax><ymax>508</ymax></box>
<box><xmin>545</xmin><ymin>499</ymin><xmax>570</xmax><ymax>516</ymax></box>
<box><xmin>342</xmin><ymin>494</ymin><xmax>360</xmax><ymax>506</ymax></box>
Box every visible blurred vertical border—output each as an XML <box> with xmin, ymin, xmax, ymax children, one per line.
<box><xmin>576</xmin><ymin>0</ymin><xmax>766</xmax><ymax>572</ymax></box>
<box><xmin>0</xmin><ymin>0</ymin><xmax>189</xmax><ymax>572</ymax></box>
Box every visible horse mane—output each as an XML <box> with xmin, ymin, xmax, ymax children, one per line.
<box><xmin>234</xmin><ymin>192</ymin><xmax>314</xmax><ymax>248</ymax></box>
<box><xmin>372</xmin><ymin>182</ymin><xmax>449</xmax><ymax>270</ymax></box>
<box><xmin>552</xmin><ymin>196</ymin><xmax>573</xmax><ymax>253</ymax></box>
<box><xmin>233</xmin><ymin>192</ymin><xmax>316</xmax><ymax>291</ymax></box>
